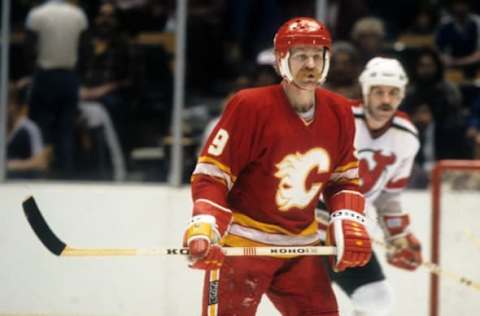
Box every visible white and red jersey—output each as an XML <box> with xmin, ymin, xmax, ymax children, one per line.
<box><xmin>352</xmin><ymin>104</ymin><xmax>420</xmax><ymax>208</ymax></box>
<box><xmin>191</xmin><ymin>85</ymin><xmax>363</xmax><ymax>247</ymax></box>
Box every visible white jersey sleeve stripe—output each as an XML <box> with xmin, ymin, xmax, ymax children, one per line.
<box><xmin>193</xmin><ymin>163</ymin><xmax>234</xmax><ymax>190</ymax></box>
<box><xmin>195</xmin><ymin>199</ymin><xmax>232</xmax><ymax>214</ymax></box>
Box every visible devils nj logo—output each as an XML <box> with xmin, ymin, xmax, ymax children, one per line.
<box><xmin>358</xmin><ymin>149</ymin><xmax>396</xmax><ymax>196</ymax></box>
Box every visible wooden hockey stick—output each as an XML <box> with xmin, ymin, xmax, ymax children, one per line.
<box><xmin>22</xmin><ymin>196</ymin><xmax>336</xmax><ymax>257</ymax></box>
<box><xmin>373</xmin><ymin>239</ymin><xmax>480</xmax><ymax>291</ymax></box>
<box><xmin>464</xmin><ymin>229</ymin><xmax>480</xmax><ymax>250</ymax></box>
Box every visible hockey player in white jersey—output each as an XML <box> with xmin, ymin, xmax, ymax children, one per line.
<box><xmin>317</xmin><ymin>57</ymin><xmax>423</xmax><ymax>316</ymax></box>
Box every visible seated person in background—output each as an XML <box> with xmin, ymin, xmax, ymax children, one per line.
<box><xmin>435</xmin><ymin>0</ymin><xmax>480</xmax><ymax>79</ymax></box>
<box><xmin>466</xmin><ymin>94</ymin><xmax>480</xmax><ymax>158</ymax></box>
<box><xmin>323</xmin><ymin>41</ymin><xmax>362</xmax><ymax>99</ymax></box>
<box><xmin>407</xmin><ymin>103</ymin><xmax>435</xmax><ymax>188</ymax></box>
<box><xmin>401</xmin><ymin>48</ymin><xmax>468</xmax><ymax>171</ymax></box>
<box><xmin>79</xmin><ymin>1</ymin><xmax>140</xmax><ymax>152</ymax></box>
<box><xmin>76</xmin><ymin>101</ymin><xmax>126</xmax><ymax>182</ymax></box>
<box><xmin>406</xmin><ymin>4</ymin><xmax>439</xmax><ymax>36</ymax></box>
<box><xmin>7</xmin><ymin>82</ymin><xmax>48</xmax><ymax>179</ymax></box>
<box><xmin>350</xmin><ymin>16</ymin><xmax>389</xmax><ymax>66</ymax></box>
<box><xmin>113</xmin><ymin>0</ymin><xmax>170</xmax><ymax>35</ymax></box>
<box><xmin>396</xmin><ymin>4</ymin><xmax>439</xmax><ymax>49</ymax></box>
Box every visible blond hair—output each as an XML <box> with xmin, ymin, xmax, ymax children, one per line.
<box><xmin>351</xmin><ymin>17</ymin><xmax>385</xmax><ymax>41</ymax></box>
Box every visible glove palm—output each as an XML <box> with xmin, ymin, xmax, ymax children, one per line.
<box><xmin>381</xmin><ymin>213</ymin><xmax>422</xmax><ymax>271</ymax></box>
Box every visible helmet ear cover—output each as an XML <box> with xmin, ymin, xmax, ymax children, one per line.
<box><xmin>274</xmin><ymin>17</ymin><xmax>332</xmax><ymax>84</ymax></box>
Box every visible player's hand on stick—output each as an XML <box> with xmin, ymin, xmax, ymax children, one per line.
<box><xmin>183</xmin><ymin>214</ymin><xmax>225</xmax><ymax>270</ymax></box>
<box><xmin>327</xmin><ymin>210</ymin><xmax>372</xmax><ymax>272</ymax></box>
<box><xmin>381</xmin><ymin>214</ymin><xmax>422</xmax><ymax>271</ymax></box>
<box><xmin>386</xmin><ymin>232</ymin><xmax>422</xmax><ymax>270</ymax></box>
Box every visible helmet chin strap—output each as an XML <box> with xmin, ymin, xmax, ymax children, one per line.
<box><xmin>292</xmin><ymin>81</ymin><xmax>313</xmax><ymax>91</ymax></box>
<box><xmin>279</xmin><ymin>51</ymin><xmax>294</xmax><ymax>83</ymax></box>
<box><xmin>319</xmin><ymin>52</ymin><xmax>330</xmax><ymax>84</ymax></box>
<box><xmin>283</xmin><ymin>77</ymin><xmax>316</xmax><ymax>92</ymax></box>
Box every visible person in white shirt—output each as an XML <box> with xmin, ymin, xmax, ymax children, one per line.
<box><xmin>25</xmin><ymin>0</ymin><xmax>88</xmax><ymax>179</ymax></box>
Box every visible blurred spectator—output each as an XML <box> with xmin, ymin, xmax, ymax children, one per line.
<box><xmin>186</xmin><ymin>0</ymin><xmax>229</xmax><ymax>96</ymax></box>
<box><xmin>76</xmin><ymin>102</ymin><xmax>126</xmax><ymax>181</ymax></box>
<box><xmin>250</xmin><ymin>64</ymin><xmax>279</xmax><ymax>87</ymax></box>
<box><xmin>401</xmin><ymin>48</ymin><xmax>469</xmax><ymax>186</ymax></box>
<box><xmin>199</xmin><ymin>93</ymin><xmax>231</xmax><ymax>153</ymax></box>
<box><xmin>223</xmin><ymin>0</ymin><xmax>282</xmax><ymax>80</ymax></box>
<box><xmin>199</xmin><ymin>53</ymin><xmax>278</xmax><ymax>153</ymax></box>
<box><xmin>406</xmin><ymin>103</ymin><xmax>435</xmax><ymax>188</ymax></box>
<box><xmin>405</xmin><ymin>4</ymin><xmax>440</xmax><ymax>36</ymax></box>
<box><xmin>466</xmin><ymin>93</ymin><xmax>480</xmax><ymax>158</ymax></box>
<box><xmin>7</xmin><ymin>82</ymin><xmax>48</xmax><ymax>179</ymax></box>
<box><xmin>277</xmin><ymin>0</ymin><xmax>314</xmax><ymax>18</ymax></box>
<box><xmin>323</xmin><ymin>41</ymin><xmax>362</xmax><ymax>100</ymax></box>
<box><xmin>252</xmin><ymin>48</ymin><xmax>279</xmax><ymax>87</ymax></box>
<box><xmin>10</xmin><ymin>0</ymin><xmax>36</xmax><ymax>31</ymax></box>
<box><xmin>324</xmin><ymin>0</ymin><xmax>369</xmax><ymax>40</ymax></box>
<box><xmin>350</xmin><ymin>16</ymin><xmax>390</xmax><ymax>66</ymax></box>
<box><xmin>366</xmin><ymin>0</ymin><xmax>419</xmax><ymax>39</ymax></box>
<box><xmin>79</xmin><ymin>1</ymin><xmax>140</xmax><ymax>153</ymax></box>
<box><xmin>395</xmin><ymin>4</ymin><xmax>440</xmax><ymax>51</ymax></box>
<box><xmin>114</xmin><ymin>0</ymin><xmax>173</xmax><ymax>35</ymax></box>
<box><xmin>114</xmin><ymin>0</ymin><xmax>147</xmax><ymax>10</ymax></box>
<box><xmin>435</xmin><ymin>0</ymin><xmax>480</xmax><ymax>79</ymax></box>
<box><xmin>25</xmin><ymin>0</ymin><xmax>88</xmax><ymax>179</ymax></box>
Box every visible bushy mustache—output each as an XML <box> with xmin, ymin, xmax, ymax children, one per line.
<box><xmin>295</xmin><ymin>68</ymin><xmax>321</xmax><ymax>81</ymax></box>
<box><xmin>379</xmin><ymin>103</ymin><xmax>394</xmax><ymax>111</ymax></box>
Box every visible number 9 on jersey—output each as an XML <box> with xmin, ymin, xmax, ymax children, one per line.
<box><xmin>208</xmin><ymin>129</ymin><xmax>229</xmax><ymax>156</ymax></box>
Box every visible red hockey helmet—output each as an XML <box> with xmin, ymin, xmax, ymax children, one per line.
<box><xmin>274</xmin><ymin>17</ymin><xmax>332</xmax><ymax>84</ymax></box>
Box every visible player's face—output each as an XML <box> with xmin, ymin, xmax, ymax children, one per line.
<box><xmin>288</xmin><ymin>46</ymin><xmax>325</xmax><ymax>90</ymax></box>
<box><xmin>365</xmin><ymin>85</ymin><xmax>402</xmax><ymax>125</ymax></box>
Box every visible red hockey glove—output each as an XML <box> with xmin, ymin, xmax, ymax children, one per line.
<box><xmin>387</xmin><ymin>233</ymin><xmax>422</xmax><ymax>270</ymax></box>
<box><xmin>327</xmin><ymin>210</ymin><xmax>372</xmax><ymax>272</ymax></box>
<box><xmin>382</xmin><ymin>214</ymin><xmax>422</xmax><ymax>271</ymax></box>
<box><xmin>183</xmin><ymin>214</ymin><xmax>224</xmax><ymax>270</ymax></box>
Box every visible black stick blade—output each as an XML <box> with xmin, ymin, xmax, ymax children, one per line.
<box><xmin>22</xmin><ymin>196</ymin><xmax>66</xmax><ymax>256</ymax></box>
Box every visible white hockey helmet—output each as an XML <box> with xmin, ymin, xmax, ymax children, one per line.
<box><xmin>358</xmin><ymin>57</ymin><xmax>408</xmax><ymax>97</ymax></box>
<box><xmin>274</xmin><ymin>17</ymin><xmax>332</xmax><ymax>84</ymax></box>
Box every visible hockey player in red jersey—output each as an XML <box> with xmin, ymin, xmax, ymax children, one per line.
<box><xmin>182</xmin><ymin>17</ymin><xmax>372</xmax><ymax>316</ymax></box>
<box><xmin>317</xmin><ymin>57</ymin><xmax>423</xmax><ymax>315</ymax></box>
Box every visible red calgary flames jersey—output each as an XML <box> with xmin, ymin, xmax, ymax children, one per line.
<box><xmin>192</xmin><ymin>85</ymin><xmax>362</xmax><ymax>246</ymax></box>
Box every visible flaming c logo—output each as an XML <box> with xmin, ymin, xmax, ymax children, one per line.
<box><xmin>275</xmin><ymin>148</ymin><xmax>330</xmax><ymax>211</ymax></box>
